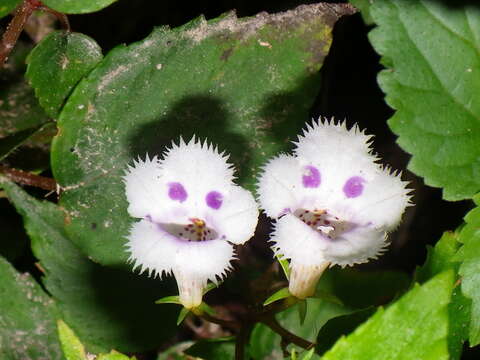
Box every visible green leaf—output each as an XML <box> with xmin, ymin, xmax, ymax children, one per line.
<box><xmin>26</xmin><ymin>31</ymin><xmax>103</xmax><ymax>118</ymax></box>
<box><xmin>57</xmin><ymin>320</ymin><xmax>87</xmax><ymax>360</ymax></box>
<box><xmin>41</xmin><ymin>0</ymin><xmax>118</xmax><ymax>14</ymax></box>
<box><xmin>0</xmin><ymin>0</ymin><xmax>20</xmax><ymax>18</ymax></box>
<box><xmin>298</xmin><ymin>348</ymin><xmax>316</xmax><ymax>360</ymax></box>
<box><xmin>416</xmin><ymin>231</ymin><xmax>470</xmax><ymax>359</ymax></box>
<box><xmin>249</xmin><ymin>298</ymin><xmax>351</xmax><ymax>359</ymax></box>
<box><xmin>321</xmin><ymin>271</ymin><xmax>454</xmax><ymax>360</ymax></box>
<box><xmin>96</xmin><ymin>351</ymin><xmax>135</xmax><ymax>360</ymax></box>
<box><xmin>264</xmin><ymin>287</ymin><xmax>291</xmax><ymax>306</ymax></box>
<box><xmin>0</xmin><ymin>124</ymin><xmax>44</xmax><ymax>161</ymax></box>
<box><xmin>315</xmin><ymin>307</ymin><xmax>375</xmax><ymax>356</ymax></box>
<box><xmin>1</xmin><ymin>178</ymin><xmax>177</xmax><ymax>353</ymax></box>
<box><xmin>317</xmin><ymin>268</ymin><xmax>410</xmax><ymax>309</ymax></box>
<box><xmin>349</xmin><ymin>0</ymin><xmax>374</xmax><ymax>25</ymax></box>
<box><xmin>368</xmin><ymin>0</ymin><xmax>480</xmax><ymax>200</ymax></box>
<box><xmin>177</xmin><ymin>308</ymin><xmax>190</xmax><ymax>326</ymax></box>
<box><xmin>155</xmin><ymin>295</ymin><xmax>181</xmax><ymax>305</ymax></box>
<box><xmin>0</xmin><ymin>67</ymin><xmax>49</xmax><ymax>138</ymax></box>
<box><xmin>457</xmin><ymin>195</ymin><xmax>480</xmax><ymax>346</ymax></box>
<box><xmin>297</xmin><ymin>299</ymin><xmax>307</xmax><ymax>325</ymax></box>
<box><xmin>186</xmin><ymin>338</ymin><xmax>235</xmax><ymax>360</ymax></box>
<box><xmin>0</xmin><ymin>256</ymin><xmax>63</xmax><ymax>360</ymax></box>
<box><xmin>50</xmin><ymin>4</ymin><xmax>355</xmax><ymax>266</ymax></box>
<box><xmin>276</xmin><ymin>254</ymin><xmax>291</xmax><ymax>280</ymax></box>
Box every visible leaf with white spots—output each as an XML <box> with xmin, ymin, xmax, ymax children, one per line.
<box><xmin>51</xmin><ymin>4</ymin><xmax>356</xmax><ymax>266</ymax></box>
<box><xmin>0</xmin><ymin>256</ymin><xmax>63</xmax><ymax>360</ymax></box>
<box><xmin>1</xmin><ymin>178</ymin><xmax>178</xmax><ymax>353</ymax></box>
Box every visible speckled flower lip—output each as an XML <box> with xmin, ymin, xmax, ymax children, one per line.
<box><xmin>257</xmin><ymin>119</ymin><xmax>412</xmax><ymax>299</ymax></box>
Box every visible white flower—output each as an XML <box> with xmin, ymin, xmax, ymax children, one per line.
<box><xmin>257</xmin><ymin>119</ymin><xmax>412</xmax><ymax>299</ymax></box>
<box><xmin>124</xmin><ymin>138</ymin><xmax>259</xmax><ymax>309</ymax></box>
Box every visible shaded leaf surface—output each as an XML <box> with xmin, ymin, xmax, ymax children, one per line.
<box><xmin>51</xmin><ymin>4</ymin><xmax>355</xmax><ymax>266</ymax></box>
<box><xmin>1</xmin><ymin>179</ymin><xmax>177</xmax><ymax>353</ymax></box>
<box><xmin>186</xmin><ymin>338</ymin><xmax>235</xmax><ymax>359</ymax></box>
<box><xmin>0</xmin><ymin>255</ymin><xmax>63</xmax><ymax>360</ymax></box>
<box><xmin>368</xmin><ymin>0</ymin><xmax>480</xmax><ymax>200</ymax></box>
<box><xmin>26</xmin><ymin>31</ymin><xmax>103</xmax><ymax>118</ymax></box>
<box><xmin>321</xmin><ymin>271</ymin><xmax>453</xmax><ymax>360</ymax></box>
<box><xmin>249</xmin><ymin>298</ymin><xmax>351</xmax><ymax>359</ymax></box>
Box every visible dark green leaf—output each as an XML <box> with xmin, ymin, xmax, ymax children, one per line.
<box><xmin>0</xmin><ymin>255</ymin><xmax>63</xmax><ymax>360</ymax></box>
<box><xmin>0</xmin><ymin>0</ymin><xmax>20</xmax><ymax>18</ymax></box>
<box><xmin>368</xmin><ymin>0</ymin><xmax>480</xmax><ymax>200</ymax></box>
<box><xmin>1</xmin><ymin>178</ymin><xmax>177</xmax><ymax>353</ymax></box>
<box><xmin>315</xmin><ymin>308</ymin><xmax>375</xmax><ymax>356</ymax></box>
<box><xmin>317</xmin><ymin>268</ymin><xmax>410</xmax><ymax>309</ymax></box>
<box><xmin>249</xmin><ymin>298</ymin><xmax>351</xmax><ymax>359</ymax></box>
<box><xmin>0</xmin><ymin>124</ymin><xmax>43</xmax><ymax>161</ymax></box>
<box><xmin>321</xmin><ymin>271</ymin><xmax>453</xmax><ymax>360</ymax></box>
<box><xmin>26</xmin><ymin>31</ymin><xmax>103</xmax><ymax>118</ymax></box>
<box><xmin>41</xmin><ymin>0</ymin><xmax>118</xmax><ymax>14</ymax></box>
<box><xmin>186</xmin><ymin>338</ymin><xmax>235</xmax><ymax>360</ymax></box>
<box><xmin>50</xmin><ymin>4</ymin><xmax>355</xmax><ymax>266</ymax></box>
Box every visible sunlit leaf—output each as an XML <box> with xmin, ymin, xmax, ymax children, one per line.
<box><xmin>368</xmin><ymin>0</ymin><xmax>480</xmax><ymax>200</ymax></box>
<box><xmin>321</xmin><ymin>271</ymin><xmax>453</xmax><ymax>360</ymax></box>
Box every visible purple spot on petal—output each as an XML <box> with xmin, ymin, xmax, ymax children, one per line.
<box><xmin>302</xmin><ymin>165</ymin><xmax>321</xmax><ymax>188</ymax></box>
<box><xmin>206</xmin><ymin>191</ymin><xmax>223</xmax><ymax>209</ymax></box>
<box><xmin>343</xmin><ymin>176</ymin><xmax>365</xmax><ymax>198</ymax></box>
<box><xmin>168</xmin><ymin>182</ymin><xmax>187</xmax><ymax>202</ymax></box>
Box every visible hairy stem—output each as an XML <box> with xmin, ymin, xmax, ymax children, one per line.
<box><xmin>0</xmin><ymin>0</ymin><xmax>40</xmax><ymax>65</ymax></box>
<box><xmin>0</xmin><ymin>165</ymin><xmax>56</xmax><ymax>191</ymax></box>
<box><xmin>0</xmin><ymin>0</ymin><xmax>70</xmax><ymax>66</ymax></box>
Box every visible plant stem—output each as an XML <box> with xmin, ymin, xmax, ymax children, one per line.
<box><xmin>0</xmin><ymin>165</ymin><xmax>57</xmax><ymax>191</ymax></box>
<box><xmin>262</xmin><ymin>316</ymin><xmax>315</xmax><ymax>350</ymax></box>
<box><xmin>0</xmin><ymin>0</ymin><xmax>40</xmax><ymax>65</ymax></box>
<box><xmin>0</xmin><ymin>0</ymin><xmax>70</xmax><ymax>67</ymax></box>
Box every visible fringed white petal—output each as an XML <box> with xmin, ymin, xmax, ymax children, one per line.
<box><xmin>124</xmin><ymin>155</ymin><xmax>164</xmax><ymax>219</ymax></box>
<box><xmin>160</xmin><ymin>137</ymin><xmax>235</xmax><ymax>195</ymax></box>
<box><xmin>256</xmin><ymin>154</ymin><xmax>305</xmax><ymax>218</ymax></box>
<box><xmin>211</xmin><ymin>186</ymin><xmax>259</xmax><ymax>245</ymax></box>
<box><xmin>126</xmin><ymin>219</ymin><xmax>235</xmax><ymax>308</ymax></box>
<box><xmin>126</xmin><ymin>219</ymin><xmax>178</xmax><ymax>277</ymax></box>
<box><xmin>270</xmin><ymin>214</ymin><xmax>328</xmax><ymax>266</ymax></box>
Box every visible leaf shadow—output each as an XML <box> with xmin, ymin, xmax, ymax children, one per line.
<box><xmin>83</xmin><ymin>261</ymin><xmax>178</xmax><ymax>352</ymax></box>
<box><xmin>127</xmin><ymin>94</ymin><xmax>251</xmax><ymax>184</ymax></box>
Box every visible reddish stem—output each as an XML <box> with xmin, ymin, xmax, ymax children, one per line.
<box><xmin>0</xmin><ymin>0</ymin><xmax>70</xmax><ymax>67</ymax></box>
<box><xmin>0</xmin><ymin>0</ymin><xmax>40</xmax><ymax>65</ymax></box>
<box><xmin>0</xmin><ymin>165</ymin><xmax>56</xmax><ymax>191</ymax></box>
